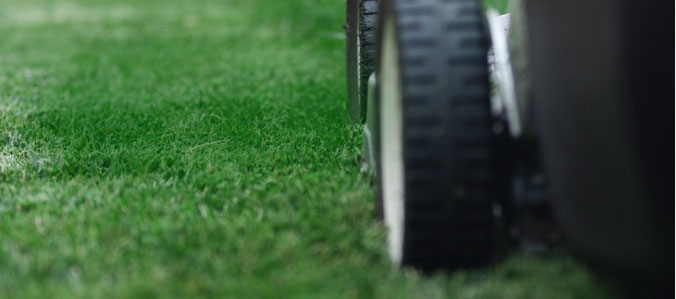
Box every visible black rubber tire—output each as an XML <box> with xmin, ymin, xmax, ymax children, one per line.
<box><xmin>526</xmin><ymin>0</ymin><xmax>671</xmax><ymax>294</ymax></box>
<box><xmin>346</xmin><ymin>0</ymin><xmax>378</xmax><ymax>123</ymax></box>
<box><xmin>376</xmin><ymin>0</ymin><xmax>495</xmax><ymax>272</ymax></box>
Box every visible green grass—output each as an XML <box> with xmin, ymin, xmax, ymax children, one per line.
<box><xmin>0</xmin><ymin>0</ymin><xmax>612</xmax><ymax>298</ymax></box>
<box><xmin>483</xmin><ymin>0</ymin><xmax>510</xmax><ymax>13</ymax></box>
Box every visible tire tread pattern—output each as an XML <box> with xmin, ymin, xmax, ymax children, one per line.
<box><xmin>347</xmin><ymin>0</ymin><xmax>379</xmax><ymax>122</ymax></box>
<box><xmin>392</xmin><ymin>0</ymin><xmax>494</xmax><ymax>271</ymax></box>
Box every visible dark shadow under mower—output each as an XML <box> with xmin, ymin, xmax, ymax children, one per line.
<box><xmin>346</xmin><ymin>0</ymin><xmax>672</xmax><ymax>295</ymax></box>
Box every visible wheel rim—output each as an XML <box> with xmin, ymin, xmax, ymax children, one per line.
<box><xmin>379</xmin><ymin>13</ymin><xmax>405</xmax><ymax>265</ymax></box>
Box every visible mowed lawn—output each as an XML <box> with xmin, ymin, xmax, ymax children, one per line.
<box><xmin>1</xmin><ymin>0</ymin><xmax>611</xmax><ymax>298</ymax></box>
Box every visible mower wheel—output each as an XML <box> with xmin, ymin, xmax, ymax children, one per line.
<box><xmin>347</xmin><ymin>0</ymin><xmax>378</xmax><ymax>122</ymax></box>
<box><xmin>376</xmin><ymin>0</ymin><xmax>496</xmax><ymax>272</ymax></box>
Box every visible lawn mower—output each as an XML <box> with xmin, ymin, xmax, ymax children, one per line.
<box><xmin>345</xmin><ymin>0</ymin><xmax>672</xmax><ymax>294</ymax></box>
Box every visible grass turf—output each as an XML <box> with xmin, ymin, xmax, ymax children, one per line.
<box><xmin>0</xmin><ymin>0</ymin><xmax>613</xmax><ymax>298</ymax></box>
